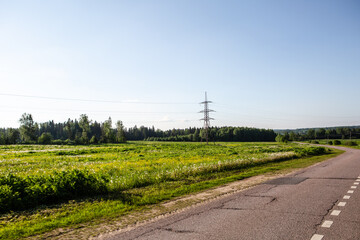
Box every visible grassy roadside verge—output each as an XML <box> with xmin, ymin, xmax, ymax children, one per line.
<box><xmin>0</xmin><ymin>148</ymin><xmax>343</xmax><ymax>240</ymax></box>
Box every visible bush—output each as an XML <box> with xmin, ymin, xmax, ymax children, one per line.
<box><xmin>52</xmin><ymin>139</ymin><xmax>64</xmax><ymax>145</ymax></box>
<box><xmin>65</xmin><ymin>139</ymin><xmax>75</xmax><ymax>145</ymax></box>
<box><xmin>90</xmin><ymin>136</ymin><xmax>98</xmax><ymax>144</ymax></box>
<box><xmin>295</xmin><ymin>146</ymin><xmax>326</xmax><ymax>156</ymax></box>
<box><xmin>0</xmin><ymin>184</ymin><xmax>20</xmax><ymax>211</ymax></box>
<box><xmin>0</xmin><ymin>169</ymin><xmax>109</xmax><ymax>213</ymax></box>
<box><xmin>344</xmin><ymin>141</ymin><xmax>358</xmax><ymax>146</ymax></box>
<box><xmin>38</xmin><ymin>132</ymin><xmax>52</xmax><ymax>144</ymax></box>
<box><xmin>275</xmin><ymin>134</ymin><xmax>288</xmax><ymax>143</ymax></box>
<box><xmin>333</xmin><ymin>140</ymin><xmax>341</xmax><ymax>145</ymax></box>
<box><xmin>311</xmin><ymin>140</ymin><xmax>319</xmax><ymax>144</ymax></box>
<box><xmin>328</xmin><ymin>140</ymin><xmax>333</xmax><ymax>145</ymax></box>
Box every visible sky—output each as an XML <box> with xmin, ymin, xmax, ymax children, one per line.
<box><xmin>0</xmin><ymin>0</ymin><xmax>359</xmax><ymax>130</ymax></box>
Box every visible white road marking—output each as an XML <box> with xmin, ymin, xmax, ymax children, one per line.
<box><xmin>331</xmin><ymin>210</ymin><xmax>341</xmax><ymax>216</ymax></box>
<box><xmin>343</xmin><ymin>195</ymin><xmax>351</xmax><ymax>199</ymax></box>
<box><xmin>347</xmin><ymin>190</ymin><xmax>354</xmax><ymax>194</ymax></box>
<box><xmin>321</xmin><ymin>220</ymin><xmax>333</xmax><ymax>228</ymax></box>
<box><xmin>338</xmin><ymin>202</ymin><xmax>347</xmax><ymax>207</ymax></box>
<box><xmin>354</xmin><ymin>182</ymin><xmax>359</xmax><ymax>185</ymax></box>
<box><xmin>311</xmin><ymin>234</ymin><xmax>324</xmax><ymax>240</ymax></box>
<box><xmin>356</xmin><ymin>179</ymin><xmax>360</xmax><ymax>182</ymax></box>
<box><xmin>351</xmin><ymin>186</ymin><xmax>357</xmax><ymax>189</ymax></box>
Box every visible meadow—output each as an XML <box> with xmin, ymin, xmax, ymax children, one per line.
<box><xmin>0</xmin><ymin>142</ymin><xmax>339</xmax><ymax>239</ymax></box>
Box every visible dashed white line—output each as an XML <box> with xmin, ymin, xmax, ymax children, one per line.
<box><xmin>321</xmin><ymin>220</ymin><xmax>333</xmax><ymax>228</ymax></box>
<box><xmin>309</xmin><ymin>177</ymin><xmax>360</xmax><ymax>240</ymax></box>
<box><xmin>311</xmin><ymin>234</ymin><xmax>324</xmax><ymax>240</ymax></box>
<box><xmin>310</xmin><ymin>176</ymin><xmax>360</xmax><ymax>240</ymax></box>
<box><xmin>331</xmin><ymin>210</ymin><xmax>341</xmax><ymax>216</ymax></box>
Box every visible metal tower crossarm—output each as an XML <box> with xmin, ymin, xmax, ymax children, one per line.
<box><xmin>199</xmin><ymin>92</ymin><xmax>214</xmax><ymax>144</ymax></box>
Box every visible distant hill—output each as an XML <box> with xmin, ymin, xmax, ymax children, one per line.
<box><xmin>274</xmin><ymin>125</ymin><xmax>360</xmax><ymax>134</ymax></box>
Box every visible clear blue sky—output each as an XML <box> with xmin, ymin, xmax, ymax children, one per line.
<box><xmin>1</xmin><ymin>0</ymin><xmax>359</xmax><ymax>130</ymax></box>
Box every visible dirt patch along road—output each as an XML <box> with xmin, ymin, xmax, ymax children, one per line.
<box><xmin>101</xmin><ymin>146</ymin><xmax>360</xmax><ymax>240</ymax></box>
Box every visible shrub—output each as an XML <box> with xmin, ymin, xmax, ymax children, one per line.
<box><xmin>275</xmin><ymin>134</ymin><xmax>288</xmax><ymax>143</ymax></box>
<box><xmin>344</xmin><ymin>141</ymin><xmax>358</xmax><ymax>146</ymax></box>
<box><xmin>90</xmin><ymin>136</ymin><xmax>98</xmax><ymax>144</ymax></box>
<box><xmin>38</xmin><ymin>132</ymin><xmax>52</xmax><ymax>144</ymax></box>
<box><xmin>0</xmin><ymin>184</ymin><xmax>20</xmax><ymax>211</ymax></box>
<box><xmin>0</xmin><ymin>169</ymin><xmax>109</xmax><ymax>213</ymax></box>
<box><xmin>65</xmin><ymin>139</ymin><xmax>75</xmax><ymax>145</ymax></box>
<box><xmin>52</xmin><ymin>139</ymin><xmax>64</xmax><ymax>145</ymax></box>
<box><xmin>328</xmin><ymin>140</ymin><xmax>333</xmax><ymax>145</ymax></box>
<box><xmin>311</xmin><ymin>140</ymin><xmax>319</xmax><ymax>144</ymax></box>
<box><xmin>294</xmin><ymin>146</ymin><xmax>326</xmax><ymax>156</ymax></box>
<box><xmin>333</xmin><ymin>140</ymin><xmax>341</xmax><ymax>145</ymax></box>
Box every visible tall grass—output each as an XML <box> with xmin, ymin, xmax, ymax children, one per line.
<box><xmin>0</xmin><ymin>143</ymin><xmax>326</xmax><ymax>213</ymax></box>
<box><xmin>0</xmin><ymin>142</ymin><xmax>336</xmax><ymax>239</ymax></box>
<box><xmin>0</xmin><ymin>169</ymin><xmax>108</xmax><ymax>213</ymax></box>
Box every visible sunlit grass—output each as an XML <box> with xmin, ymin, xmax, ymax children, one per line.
<box><xmin>0</xmin><ymin>141</ymin><xmax>340</xmax><ymax>239</ymax></box>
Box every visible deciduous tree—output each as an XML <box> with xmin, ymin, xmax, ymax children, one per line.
<box><xmin>19</xmin><ymin>113</ymin><xmax>37</xmax><ymax>143</ymax></box>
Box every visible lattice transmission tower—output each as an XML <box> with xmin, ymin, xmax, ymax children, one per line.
<box><xmin>200</xmin><ymin>92</ymin><xmax>214</xmax><ymax>144</ymax></box>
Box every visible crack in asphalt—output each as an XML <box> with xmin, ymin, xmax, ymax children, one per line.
<box><xmin>249</xmin><ymin>184</ymin><xmax>279</xmax><ymax>193</ymax></box>
<box><xmin>243</xmin><ymin>194</ymin><xmax>276</xmax><ymax>198</ymax></box>
<box><xmin>162</xmin><ymin>228</ymin><xmax>195</xmax><ymax>234</ymax></box>
<box><xmin>219</xmin><ymin>197</ymin><xmax>277</xmax><ymax>211</ymax></box>
<box><xmin>132</xmin><ymin>191</ymin><xmax>280</xmax><ymax>238</ymax></box>
<box><xmin>247</xmin><ymin>209</ymin><xmax>324</xmax><ymax>217</ymax></box>
<box><xmin>144</xmin><ymin>176</ymin><xmax>353</xmax><ymax>239</ymax></box>
<box><xmin>311</xmin><ymin>198</ymin><xmax>339</xmax><ymax>236</ymax></box>
<box><xmin>308</xmin><ymin>177</ymin><xmax>357</xmax><ymax>180</ymax></box>
<box><xmin>210</xmin><ymin>201</ymin><xmax>324</xmax><ymax>217</ymax></box>
<box><xmin>268</xmin><ymin>196</ymin><xmax>277</xmax><ymax>205</ymax></box>
<box><xmin>132</xmin><ymin>203</ymin><xmax>222</xmax><ymax>239</ymax></box>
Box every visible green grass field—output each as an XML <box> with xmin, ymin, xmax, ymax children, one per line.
<box><xmin>0</xmin><ymin>142</ymin><xmax>342</xmax><ymax>239</ymax></box>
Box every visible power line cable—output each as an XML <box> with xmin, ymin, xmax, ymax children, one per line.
<box><xmin>0</xmin><ymin>93</ymin><xmax>196</xmax><ymax>105</ymax></box>
<box><xmin>0</xmin><ymin>105</ymin><xmax>196</xmax><ymax>114</ymax></box>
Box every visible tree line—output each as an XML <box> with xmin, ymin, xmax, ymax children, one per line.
<box><xmin>275</xmin><ymin>127</ymin><xmax>360</xmax><ymax>143</ymax></box>
<box><xmin>0</xmin><ymin>113</ymin><xmax>277</xmax><ymax>144</ymax></box>
<box><xmin>144</xmin><ymin>126</ymin><xmax>276</xmax><ymax>142</ymax></box>
<box><xmin>0</xmin><ymin>113</ymin><xmax>126</xmax><ymax>145</ymax></box>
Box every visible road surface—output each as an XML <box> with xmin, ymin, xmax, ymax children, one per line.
<box><xmin>103</xmin><ymin>146</ymin><xmax>360</xmax><ymax>240</ymax></box>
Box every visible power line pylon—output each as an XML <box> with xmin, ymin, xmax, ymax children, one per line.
<box><xmin>200</xmin><ymin>92</ymin><xmax>214</xmax><ymax>145</ymax></box>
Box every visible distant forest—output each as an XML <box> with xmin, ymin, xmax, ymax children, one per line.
<box><xmin>275</xmin><ymin>126</ymin><xmax>360</xmax><ymax>142</ymax></box>
<box><xmin>0</xmin><ymin>113</ymin><xmax>276</xmax><ymax>144</ymax></box>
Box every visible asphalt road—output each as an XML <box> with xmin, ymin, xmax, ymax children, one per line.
<box><xmin>103</xmin><ymin>146</ymin><xmax>360</xmax><ymax>240</ymax></box>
